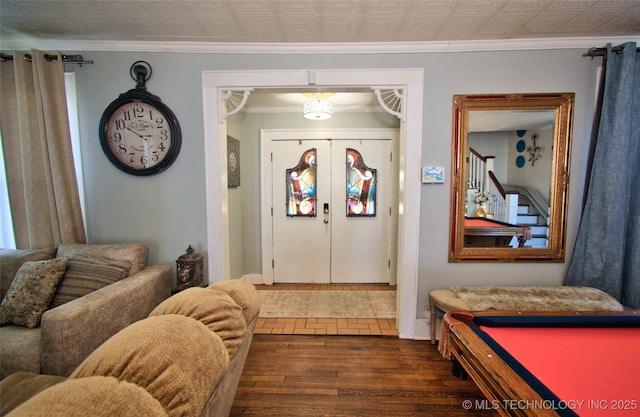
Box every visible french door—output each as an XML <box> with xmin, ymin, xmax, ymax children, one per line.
<box><xmin>271</xmin><ymin>138</ymin><xmax>392</xmax><ymax>284</ymax></box>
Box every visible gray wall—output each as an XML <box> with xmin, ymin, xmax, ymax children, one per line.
<box><xmin>226</xmin><ymin>114</ymin><xmax>245</xmax><ymax>279</ymax></box>
<box><xmin>469</xmin><ymin>131</ymin><xmax>510</xmax><ymax>183</ymax></box>
<box><xmin>68</xmin><ymin>48</ymin><xmax>600</xmax><ymax>316</ymax></box>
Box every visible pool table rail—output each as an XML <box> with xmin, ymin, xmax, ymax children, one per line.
<box><xmin>445</xmin><ymin>310</ymin><xmax>640</xmax><ymax>417</ymax></box>
<box><xmin>448</xmin><ymin>311</ymin><xmax>560</xmax><ymax>417</ymax></box>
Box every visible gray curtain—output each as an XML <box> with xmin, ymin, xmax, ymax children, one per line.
<box><xmin>0</xmin><ymin>49</ymin><xmax>86</xmax><ymax>249</ymax></box>
<box><xmin>565</xmin><ymin>42</ymin><xmax>639</xmax><ymax>309</ymax></box>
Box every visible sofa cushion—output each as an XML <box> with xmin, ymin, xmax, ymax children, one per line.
<box><xmin>0</xmin><ymin>371</ymin><xmax>67</xmax><ymax>415</ymax></box>
<box><xmin>6</xmin><ymin>376</ymin><xmax>168</xmax><ymax>417</ymax></box>
<box><xmin>208</xmin><ymin>280</ymin><xmax>260</xmax><ymax>325</ymax></box>
<box><xmin>71</xmin><ymin>314</ymin><xmax>229</xmax><ymax>417</ymax></box>
<box><xmin>0</xmin><ymin>248</ymin><xmax>57</xmax><ymax>300</ymax></box>
<box><xmin>56</xmin><ymin>243</ymin><xmax>147</xmax><ymax>274</ymax></box>
<box><xmin>0</xmin><ymin>257</ymin><xmax>68</xmax><ymax>328</ymax></box>
<box><xmin>0</xmin><ymin>325</ymin><xmax>41</xmax><ymax>378</ymax></box>
<box><xmin>150</xmin><ymin>287</ymin><xmax>247</xmax><ymax>358</ymax></box>
<box><xmin>49</xmin><ymin>256</ymin><xmax>131</xmax><ymax>308</ymax></box>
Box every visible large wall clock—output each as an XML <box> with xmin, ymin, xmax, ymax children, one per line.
<box><xmin>99</xmin><ymin>61</ymin><xmax>181</xmax><ymax>176</ymax></box>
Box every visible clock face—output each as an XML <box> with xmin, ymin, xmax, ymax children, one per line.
<box><xmin>100</xmin><ymin>92</ymin><xmax>181</xmax><ymax>175</ymax></box>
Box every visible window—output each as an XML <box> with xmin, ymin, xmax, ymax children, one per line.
<box><xmin>0</xmin><ymin>131</ymin><xmax>13</xmax><ymax>248</ymax></box>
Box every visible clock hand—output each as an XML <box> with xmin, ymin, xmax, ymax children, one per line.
<box><xmin>126</xmin><ymin>126</ymin><xmax>151</xmax><ymax>140</ymax></box>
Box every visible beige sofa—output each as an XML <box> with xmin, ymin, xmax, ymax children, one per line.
<box><xmin>0</xmin><ymin>243</ymin><xmax>172</xmax><ymax>378</ymax></box>
<box><xmin>0</xmin><ymin>280</ymin><xmax>260</xmax><ymax>417</ymax></box>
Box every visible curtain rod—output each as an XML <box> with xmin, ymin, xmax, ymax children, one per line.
<box><xmin>0</xmin><ymin>52</ymin><xmax>93</xmax><ymax>66</ymax></box>
<box><xmin>583</xmin><ymin>45</ymin><xmax>640</xmax><ymax>58</ymax></box>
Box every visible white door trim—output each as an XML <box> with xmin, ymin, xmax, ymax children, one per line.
<box><xmin>201</xmin><ymin>68</ymin><xmax>423</xmax><ymax>339</ymax></box>
<box><xmin>261</xmin><ymin>129</ymin><xmax>399</xmax><ymax>286</ymax></box>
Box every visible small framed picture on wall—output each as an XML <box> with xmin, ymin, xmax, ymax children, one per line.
<box><xmin>227</xmin><ymin>136</ymin><xmax>240</xmax><ymax>187</ymax></box>
<box><xmin>422</xmin><ymin>166</ymin><xmax>445</xmax><ymax>184</ymax></box>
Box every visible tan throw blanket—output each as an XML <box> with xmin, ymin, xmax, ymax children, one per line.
<box><xmin>438</xmin><ymin>285</ymin><xmax>624</xmax><ymax>359</ymax></box>
<box><xmin>449</xmin><ymin>285</ymin><xmax>624</xmax><ymax>312</ymax></box>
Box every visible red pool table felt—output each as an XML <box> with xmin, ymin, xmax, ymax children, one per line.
<box><xmin>481</xmin><ymin>325</ymin><xmax>640</xmax><ymax>416</ymax></box>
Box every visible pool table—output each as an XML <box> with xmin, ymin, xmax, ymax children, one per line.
<box><xmin>464</xmin><ymin>217</ymin><xmax>530</xmax><ymax>248</ymax></box>
<box><xmin>445</xmin><ymin>310</ymin><xmax>640</xmax><ymax>417</ymax></box>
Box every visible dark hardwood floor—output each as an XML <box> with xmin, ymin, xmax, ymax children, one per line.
<box><xmin>231</xmin><ymin>334</ymin><xmax>499</xmax><ymax>417</ymax></box>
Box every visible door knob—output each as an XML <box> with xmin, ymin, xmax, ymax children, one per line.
<box><xmin>324</xmin><ymin>219</ymin><xmax>329</xmax><ymax>224</ymax></box>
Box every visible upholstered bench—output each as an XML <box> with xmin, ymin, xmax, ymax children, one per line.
<box><xmin>429</xmin><ymin>286</ymin><xmax>624</xmax><ymax>344</ymax></box>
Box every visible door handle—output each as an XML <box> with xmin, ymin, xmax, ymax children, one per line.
<box><xmin>324</xmin><ymin>203</ymin><xmax>329</xmax><ymax>214</ymax></box>
<box><xmin>324</xmin><ymin>219</ymin><xmax>329</xmax><ymax>224</ymax></box>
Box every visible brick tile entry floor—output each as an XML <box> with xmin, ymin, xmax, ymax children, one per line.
<box><xmin>254</xmin><ymin>284</ymin><xmax>399</xmax><ymax>336</ymax></box>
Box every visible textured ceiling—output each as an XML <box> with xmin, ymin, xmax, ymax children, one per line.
<box><xmin>1</xmin><ymin>0</ymin><xmax>639</xmax><ymax>44</ymax></box>
<box><xmin>2</xmin><ymin>1</ymin><xmax>638</xmax><ymax>117</ymax></box>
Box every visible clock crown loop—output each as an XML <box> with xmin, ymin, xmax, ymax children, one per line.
<box><xmin>129</xmin><ymin>60</ymin><xmax>152</xmax><ymax>90</ymax></box>
<box><xmin>134</xmin><ymin>66</ymin><xmax>147</xmax><ymax>89</ymax></box>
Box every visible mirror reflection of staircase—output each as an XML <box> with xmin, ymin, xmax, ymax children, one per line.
<box><xmin>467</xmin><ymin>147</ymin><xmax>550</xmax><ymax>248</ymax></box>
<box><xmin>515</xmin><ymin>193</ymin><xmax>549</xmax><ymax>248</ymax></box>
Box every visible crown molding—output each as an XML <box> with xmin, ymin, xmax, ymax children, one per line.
<box><xmin>1</xmin><ymin>36</ymin><xmax>638</xmax><ymax>55</ymax></box>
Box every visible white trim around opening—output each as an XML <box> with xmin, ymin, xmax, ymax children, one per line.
<box><xmin>201</xmin><ymin>68</ymin><xmax>424</xmax><ymax>339</ymax></box>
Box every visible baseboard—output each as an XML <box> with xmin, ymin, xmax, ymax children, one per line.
<box><xmin>413</xmin><ymin>318</ymin><xmax>430</xmax><ymax>340</ymax></box>
<box><xmin>242</xmin><ymin>274</ymin><xmax>263</xmax><ymax>285</ymax></box>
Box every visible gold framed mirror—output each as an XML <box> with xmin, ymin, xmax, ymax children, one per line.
<box><xmin>449</xmin><ymin>93</ymin><xmax>574</xmax><ymax>262</ymax></box>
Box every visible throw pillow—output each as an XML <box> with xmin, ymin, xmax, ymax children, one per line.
<box><xmin>0</xmin><ymin>248</ymin><xmax>57</xmax><ymax>300</ymax></box>
<box><xmin>49</xmin><ymin>256</ymin><xmax>131</xmax><ymax>309</ymax></box>
<box><xmin>56</xmin><ymin>243</ymin><xmax>147</xmax><ymax>275</ymax></box>
<box><xmin>0</xmin><ymin>257</ymin><xmax>68</xmax><ymax>328</ymax></box>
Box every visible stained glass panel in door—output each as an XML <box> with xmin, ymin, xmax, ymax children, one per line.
<box><xmin>346</xmin><ymin>148</ymin><xmax>376</xmax><ymax>216</ymax></box>
<box><xmin>286</xmin><ymin>148</ymin><xmax>316</xmax><ymax>216</ymax></box>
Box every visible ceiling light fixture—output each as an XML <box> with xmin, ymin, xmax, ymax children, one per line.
<box><xmin>302</xmin><ymin>92</ymin><xmax>334</xmax><ymax>120</ymax></box>
<box><xmin>303</xmin><ymin>100</ymin><xmax>333</xmax><ymax>120</ymax></box>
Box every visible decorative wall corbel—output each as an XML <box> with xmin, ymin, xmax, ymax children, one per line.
<box><xmin>220</xmin><ymin>89</ymin><xmax>252</xmax><ymax>122</ymax></box>
<box><xmin>373</xmin><ymin>88</ymin><xmax>404</xmax><ymax>121</ymax></box>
